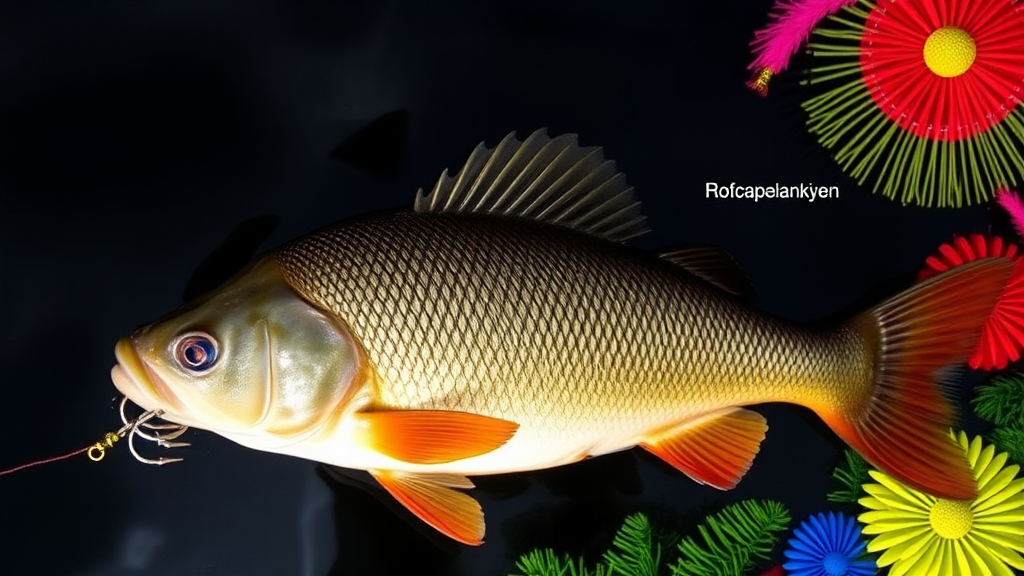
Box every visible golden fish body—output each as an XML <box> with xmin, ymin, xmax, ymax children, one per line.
<box><xmin>271</xmin><ymin>211</ymin><xmax>864</xmax><ymax>475</ymax></box>
<box><xmin>111</xmin><ymin>130</ymin><xmax>1011</xmax><ymax>545</ymax></box>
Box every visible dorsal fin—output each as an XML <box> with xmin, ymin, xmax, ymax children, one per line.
<box><xmin>660</xmin><ymin>247</ymin><xmax>754</xmax><ymax>298</ymax></box>
<box><xmin>414</xmin><ymin>129</ymin><xmax>648</xmax><ymax>242</ymax></box>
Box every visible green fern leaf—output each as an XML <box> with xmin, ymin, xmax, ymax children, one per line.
<box><xmin>511</xmin><ymin>513</ymin><xmax>665</xmax><ymax>576</ymax></box>
<box><xmin>973</xmin><ymin>372</ymin><xmax>1024</xmax><ymax>427</ymax></box>
<box><xmin>602</xmin><ymin>513</ymin><xmax>661</xmax><ymax>576</ymax></box>
<box><xmin>669</xmin><ymin>500</ymin><xmax>790</xmax><ymax>576</ymax></box>
<box><xmin>989</xmin><ymin>426</ymin><xmax>1024</xmax><ymax>467</ymax></box>
<box><xmin>512</xmin><ymin>549</ymin><xmax>567</xmax><ymax>576</ymax></box>
<box><xmin>827</xmin><ymin>449</ymin><xmax>871</xmax><ymax>503</ymax></box>
<box><xmin>515</xmin><ymin>548</ymin><xmax>611</xmax><ymax>576</ymax></box>
<box><xmin>513</xmin><ymin>548</ymin><xmax>606</xmax><ymax>576</ymax></box>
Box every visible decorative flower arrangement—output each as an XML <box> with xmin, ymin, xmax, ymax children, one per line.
<box><xmin>857</xmin><ymin>432</ymin><xmax>1024</xmax><ymax>576</ymax></box>
<box><xmin>783</xmin><ymin>511</ymin><xmax>876</xmax><ymax>576</ymax></box>
<box><xmin>746</xmin><ymin>0</ymin><xmax>1024</xmax><ymax>207</ymax></box>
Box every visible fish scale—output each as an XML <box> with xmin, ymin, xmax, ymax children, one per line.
<box><xmin>273</xmin><ymin>211</ymin><xmax>857</xmax><ymax>442</ymax></box>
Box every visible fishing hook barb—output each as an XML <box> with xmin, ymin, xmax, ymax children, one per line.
<box><xmin>118</xmin><ymin>397</ymin><xmax>190</xmax><ymax>465</ymax></box>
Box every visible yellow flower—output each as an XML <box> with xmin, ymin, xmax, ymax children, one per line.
<box><xmin>858</xmin><ymin>431</ymin><xmax>1024</xmax><ymax>576</ymax></box>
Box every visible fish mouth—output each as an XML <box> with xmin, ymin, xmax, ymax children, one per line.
<box><xmin>111</xmin><ymin>337</ymin><xmax>184</xmax><ymax>415</ymax></box>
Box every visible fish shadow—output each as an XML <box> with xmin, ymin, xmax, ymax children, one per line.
<box><xmin>317</xmin><ymin>466</ymin><xmax>461</xmax><ymax>576</ymax></box>
<box><xmin>317</xmin><ymin>450</ymin><xmax>643</xmax><ymax>575</ymax></box>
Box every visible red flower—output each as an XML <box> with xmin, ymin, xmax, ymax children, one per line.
<box><xmin>861</xmin><ymin>0</ymin><xmax>1024</xmax><ymax>141</ymax></box>
<box><xmin>803</xmin><ymin>0</ymin><xmax>1024</xmax><ymax>206</ymax></box>
<box><xmin>919</xmin><ymin>234</ymin><xmax>1024</xmax><ymax>369</ymax></box>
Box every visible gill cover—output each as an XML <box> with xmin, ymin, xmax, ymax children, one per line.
<box><xmin>127</xmin><ymin>258</ymin><xmax>361</xmax><ymax>438</ymax></box>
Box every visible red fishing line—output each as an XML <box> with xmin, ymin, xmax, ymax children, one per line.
<box><xmin>0</xmin><ymin>430</ymin><xmax>123</xmax><ymax>477</ymax></box>
<box><xmin>0</xmin><ymin>446</ymin><xmax>90</xmax><ymax>478</ymax></box>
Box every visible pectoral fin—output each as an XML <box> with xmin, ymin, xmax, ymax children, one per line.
<box><xmin>355</xmin><ymin>410</ymin><xmax>519</xmax><ymax>464</ymax></box>
<box><xmin>639</xmin><ymin>408</ymin><xmax>767</xmax><ymax>490</ymax></box>
<box><xmin>370</xmin><ymin>470</ymin><xmax>485</xmax><ymax>545</ymax></box>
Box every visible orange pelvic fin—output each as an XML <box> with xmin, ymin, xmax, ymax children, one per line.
<box><xmin>370</xmin><ymin>470</ymin><xmax>484</xmax><ymax>545</ymax></box>
<box><xmin>639</xmin><ymin>408</ymin><xmax>767</xmax><ymax>490</ymax></box>
<box><xmin>355</xmin><ymin>410</ymin><xmax>519</xmax><ymax>464</ymax></box>
<box><xmin>824</xmin><ymin>258</ymin><xmax>1013</xmax><ymax>500</ymax></box>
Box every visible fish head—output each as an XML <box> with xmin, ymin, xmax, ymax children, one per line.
<box><xmin>111</xmin><ymin>257</ymin><xmax>364</xmax><ymax>446</ymax></box>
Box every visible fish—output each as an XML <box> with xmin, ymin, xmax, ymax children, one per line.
<box><xmin>110</xmin><ymin>129</ymin><xmax>1013</xmax><ymax>545</ymax></box>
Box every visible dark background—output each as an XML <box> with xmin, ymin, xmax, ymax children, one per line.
<box><xmin>0</xmin><ymin>2</ymin><xmax>1000</xmax><ymax>575</ymax></box>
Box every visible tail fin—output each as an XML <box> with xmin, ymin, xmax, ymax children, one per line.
<box><xmin>821</xmin><ymin>258</ymin><xmax>1013</xmax><ymax>500</ymax></box>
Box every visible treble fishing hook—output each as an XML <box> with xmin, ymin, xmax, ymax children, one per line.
<box><xmin>0</xmin><ymin>397</ymin><xmax>192</xmax><ymax>477</ymax></box>
<box><xmin>116</xmin><ymin>397</ymin><xmax>190</xmax><ymax>465</ymax></box>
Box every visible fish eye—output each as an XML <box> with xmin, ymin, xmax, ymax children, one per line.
<box><xmin>174</xmin><ymin>332</ymin><xmax>219</xmax><ymax>373</ymax></box>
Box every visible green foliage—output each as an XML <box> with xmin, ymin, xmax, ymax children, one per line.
<box><xmin>972</xmin><ymin>371</ymin><xmax>1024</xmax><ymax>467</ymax></box>
<box><xmin>973</xmin><ymin>372</ymin><xmax>1024</xmax><ymax>427</ymax></box>
<box><xmin>510</xmin><ymin>513</ymin><xmax>655</xmax><ymax>576</ymax></box>
<box><xmin>602</xmin><ymin>513</ymin><xmax>660</xmax><ymax>576</ymax></box>
<box><xmin>509</xmin><ymin>502</ymin><xmax>791</xmax><ymax>576</ymax></box>
<box><xmin>670</xmin><ymin>500</ymin><xmax>790</xmax><ymax>576</ymax></box>
<box><xmin>512</xmin><ymin>548</ymin><xmax>608</xmax><ymax>576</ymax></box>
<box><xmin>990</xmin><ymin>427</ymin><xmax>1024</xmax><ymax>468</ymax></box>
<box><xmin>827</xmin><ymin>449</ymin><xmax>871</xmax><ymax>504</ymax></box>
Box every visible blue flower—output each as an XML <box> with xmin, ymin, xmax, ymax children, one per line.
<box><xmin>783</xmin><ymin>512</ymin><xmax>875</xmax><ymax>576</ymax></box>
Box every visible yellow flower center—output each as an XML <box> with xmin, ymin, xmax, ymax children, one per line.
<box><xmin>929</xmin><ymin>499</ymin><xmax>974</xmax><ymax>539</ymax></box>
<box><xmin>923</xmin><ymin>26</ymin><xmax>976</xmax><ymax>78</ymax></box>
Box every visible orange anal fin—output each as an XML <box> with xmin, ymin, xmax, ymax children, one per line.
<box><xmin>825</xmin><ymin>258</ymin><xmax>1015</xmax><ymax>501</ymax></box>
<box><xmin>639</xmin><ymin>408</ymin><xmax>767</xmax><ymax>490</ymax></box>
<box><xmin>370</xmin><ymin>470</ymin><xmax>484</xmax><ymax>546</ymax></box>
<box><xmin>355</xmin><ymin>410</ymin><xmax>519</xmax><ymax>464</ymax></box>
